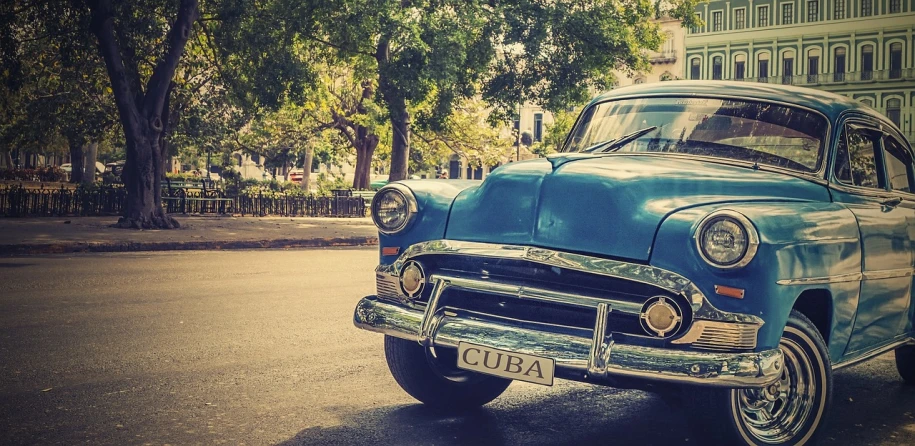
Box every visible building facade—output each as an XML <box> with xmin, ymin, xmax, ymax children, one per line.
<box><xmin>685</xmin><ymin>2</ymin><xmax>915</xmax><ymax>142</ymax></box>
<box><xmin>614</xmin><ymin>16</ymin><xmax>688</xmax><ymax>86</ymax></box>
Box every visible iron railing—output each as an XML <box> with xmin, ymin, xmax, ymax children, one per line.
<box><xmin>0</xmin><ymin>185</ymin><xmax>366</xmax><ymax>218</ymax></box>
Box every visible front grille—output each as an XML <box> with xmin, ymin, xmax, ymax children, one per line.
<box><xmin>690</xmin><ymin>321</ymin><xmax>758</xmax><ymax>351</ymax></box>
<box><xmin>376</xmin><ymin>274</ymin><xmax>400</xmax><ymax>300</ymax></box>
<box><xmin>408</xmin><ymin>254</ymin><xmax>692</xmax><ymax>340</ymax></box>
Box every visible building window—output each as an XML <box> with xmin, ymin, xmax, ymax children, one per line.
<box><xmin>807</xmin><ymin>1</ymin><xmax>819</xmax><ymax>21</ymax></box>
<box><xmin>808</xmin><ymin>54</ymin><xmax>819</xmax><ymax>83</ymax></box>
<box><xmin>691</xmin><ymin>13</ymin><xmax>702</xmax><ymax>33</ymax></box>
<box><xmin>834</xmin><ymin>0</ymin><xmax>845</xmax><ymax>19</ymax></box>
<box><xmin>734</xmin><ymin>9</ymin><xmax>746</xmax><ymax>29</ymax></box>
<box><xmin>712</xmin><ymin>56</ymin><xmax>723</xmax><ymax>80</ymax></box>
<box><xmin>834</xmin><ymin>47</ymin><xmax>846</xmax><ymax>82</ymax></box>
<box><xmin>759</xmin><ymin>54</ymin><xmax>770</xmax><ymax>82</ymax></box>
<box><xmin>886</xmin><ymin>98</ymin><xmax>902</xmax><ymax>128</ymax></box>
<box><xmin>691</xmin><ymin>58</ymin><xmax>701</xmax><ymax>79</ymax></box>
<box><xmin>712</xmin><ymin>11</ymin><xmax>722</xmax><ymax>31</ymax></box>
<box><xmin>890</xmin><ymin>0</ymin><xmax>901</xmax><ymax>13</ymax></box>
<box><xmin>782</xmin><ymin>3</ymin><xmax>793</xmax><ymax>25</ymax></box>
<box><xmin>889</xmin><ymin>43</ymin><xmax>903</xmax><ymax>79</ymax></box>
<box><xmin>861</xmin><ymin>0</ymin><xmax>872</xmax><ymax>16</ymax></box>
<box><xmin>758</xmin><ymin>6</ymin><xmax>770</xmax><ymax>26</ymax></box>
<box><xmin>735</xmin><ymin>61</ymin><xmax>746</xmax><ymax>80</ymax></box>
<box><xmin>534</xmin><ymin>113</ymin><xmax>543</xmax><ymax>142</ymax></box>
<box><xmin>861</xmin><ymin>45</ymin><xmax>874</xmax><ymax>80</ymax></box>
<box><xmin>783</xmin><ymin>54</ymin><xmax>794</xmax><ymax>84</ymax></box>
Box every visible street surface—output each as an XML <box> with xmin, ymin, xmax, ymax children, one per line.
<box><xmin>2</xmin><ymin>249</ymin><xmax>915</xmax><ymax>445</ymax></box>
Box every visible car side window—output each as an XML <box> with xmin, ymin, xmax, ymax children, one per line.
<box><xmin>883</xmin><ymin>136</ymin><xmax>914</xmax><ymax>193</ymax></box>
<box><xmin>843</xmin><ymin>127</ymin><xmax>880</xmax><ymax>189</ymax></box>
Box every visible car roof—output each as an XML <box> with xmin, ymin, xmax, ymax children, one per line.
<box><xmin>589</xmin><ymin>80</ymin><xmax>885</xmax><ymax>124</ymax></box>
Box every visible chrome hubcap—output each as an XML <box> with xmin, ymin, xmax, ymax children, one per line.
<box><xmin>734</xmin><ymin>336</ymin><xmax>816</xmax><ymax>444</ymax></box>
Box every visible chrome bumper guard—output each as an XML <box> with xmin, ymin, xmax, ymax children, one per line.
<box><xmin>355</xmin><ymin>292</ymin><xmax>783</xmax><ymax>389</ymax></box>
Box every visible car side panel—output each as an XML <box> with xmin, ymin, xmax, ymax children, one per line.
<box><xmin>651</xmin><ymin>202</ymin><xmax>862</xmax><ymax>360</ymax></box>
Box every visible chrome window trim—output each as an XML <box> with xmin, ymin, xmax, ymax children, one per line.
<box><xmin>371</xmin><ymin>183</ymin><xmax>418</xmax><ymax>235</ymax></box>
<box><xmin>694</xmin><ymin>209</ymin><xmax>761</xmax><ymax>270</ymax></box>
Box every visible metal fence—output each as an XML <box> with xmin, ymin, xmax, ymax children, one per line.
<box><xmin>0</xmin><ymin>185</ymin><xmax>366</xmax><ymax>218</ymax></box>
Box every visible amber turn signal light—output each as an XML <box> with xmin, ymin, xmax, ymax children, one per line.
<box><xmin>714</xmin><ymin>284</ymin><xmax>745</xmax><ymax>299</ymax></box>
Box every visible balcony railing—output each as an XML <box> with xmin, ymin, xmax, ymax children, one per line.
<box><xmin>649</xmin><ymin>50</ymin><xmax>677</xmax><ymax>64</ymax></box>
<box><xmin>733</xmin><ymin>68</ymin><xmax>913</xmax><ymax>86</ymax></box>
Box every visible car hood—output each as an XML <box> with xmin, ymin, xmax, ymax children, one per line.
<box><xmin>444</xmin><ymin>154</ymin><xmax>829</xmax><ymax>262</ymax></box>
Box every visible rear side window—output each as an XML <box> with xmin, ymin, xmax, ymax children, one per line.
<box><xmin>836</xmin><ymin>127</ymin><xmax>880</xmax><ymax>189</ymax></box>
<box><xmin>884</xmin><ymin>136</ymin><xmax>914</xmax><ymax>193</ymax></box>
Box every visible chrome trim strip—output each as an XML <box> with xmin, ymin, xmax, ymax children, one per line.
<box><xmin>390</xmin><ymin>240</ymin><xmax>708</xmax><ymax>306</ymax></box>
<box><xmin>776</xmin><ymin>272</ymin><xmax>863</xmax><ymax>286</ymax></box>
<box><xmin>431</xmin><ymin>274</ymin><xmax>643</xmax><ymax>316</ymax></box>
<box><xmin>588</xmin><ymin>303</ymin><xmax>611</xmax><ymax>377</ymax></box>
<box><xmin>353</xmin><ymin>296</ymin><xmax>782</xmax><ymax>388</ymax></box>
<box><xmin>833</xmin><ymin>337</ymin><xmax>915</xmax><ymax>370</ymax></box>
<box><xmin>777</xmin><ymin>268</ymin><xmax>915</xmax><ymax>285</ymax></box>
<box><xmin>862</xmin><ymin>268</ymin><xmax>914</xmax><ymax>281</ymax></box>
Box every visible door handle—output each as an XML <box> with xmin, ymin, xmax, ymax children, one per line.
<box><xmin>881</xmin><ymin>196</ymin><xmax>903</xmax><ymax>207</ymax></box>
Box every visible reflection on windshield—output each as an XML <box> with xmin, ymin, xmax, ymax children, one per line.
<box><xmin>564</xmin><ymin>97</ymin><xmax>828</xmax><ymax>173</ymax></box>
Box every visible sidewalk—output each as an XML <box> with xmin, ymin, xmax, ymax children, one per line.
<box><xmin>0</xmin><ymin>215</ymin><xmax>378</xmax><ymax>255</ymax></box>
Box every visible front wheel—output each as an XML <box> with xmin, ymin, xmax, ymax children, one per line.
<box><xmin>686</xmin><ymin>310</ymin><xmax>832</xmax><ymax>445</ymax></box>
<box><xmin>384</xmin><ymin>336</ymin><xmax>511</xmax><ymax>411</ymax></box>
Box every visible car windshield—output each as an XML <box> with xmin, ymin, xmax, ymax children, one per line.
<box><xmin>563</xmin><ymin>97</ymin><xmax>828</xmax><ymax>173</ymax></box>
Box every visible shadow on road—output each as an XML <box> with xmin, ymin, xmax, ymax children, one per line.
<box><xmin>278</xmin><ymin>365</ymin><xmax>915</xmax><ymax>446</ymax></box>
<box><xmin>277</xmin><ymin>385</ymin><xmax>692</xmax><ymax>446</ymax></box>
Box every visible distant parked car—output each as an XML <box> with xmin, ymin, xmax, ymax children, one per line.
<box><xmin>354</xmin><ymin>81</ymin><xmax>915</xmax><ymax>445</ymax></box>
<box><xmin>60</xmin><ymin>162</ymin><xmax>105</xmax><ymax>175</ymax></box>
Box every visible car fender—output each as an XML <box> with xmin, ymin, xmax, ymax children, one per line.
<box><xmin>651</xmin><ymin>201</ymin><xmax>861</xmax><ymax>358</ymax></box>
<box><xmin>376</xmin><ymin>180</ymin><xmax>479</xmax><ymax>265</ymax></box>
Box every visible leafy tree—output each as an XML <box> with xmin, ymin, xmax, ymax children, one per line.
<box><xmin>300</xmin><ymin>0</ymin><xmax>700</xmax><ymax>181</ymax></box>
<box><xmin>0</xmin><ymin>1</ymin><xmax>116</xmax><ymax>182</ymax></box>
<box><xmin>535</xmin><ymin>106</ymin><xmax>581</xmax><ymax>155</ymax></box>
<box><xmin>84</xmin><ymin>0</ymin><xmax>201</xmax><ymax>228</ymax></box>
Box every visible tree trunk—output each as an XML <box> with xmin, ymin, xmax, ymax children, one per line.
<box><xmin>2</xmin><ymin>150</ymin><xmax>12</xmax><ymax>169</ymax></box>
<box><xmin>88</xmin><ymin>0</ymin><xmax>198</xmax><ymax>229</ymax></box>
<box><xmin>353</xmin><ymin>127</ymin><xmax>379</xmax><ymax>190</ymax></box>
<box><xmin>302</xmin><ymin>144</ymin><xmax>314</xmax><ymax>191</ymax></box>
<box><xmin>68</xmin><ymin>140</ymin><xmax>84</xmax><ymax>184</ymax></box>
<box><xmin>388</xmin><ymin>96</ymin><xmax>410</xmax><ymax>182</ymax></box>
<box><xmin>82</xmin><ymin>142</ymin><xmax>98</xmax><ymax>184</ymax></box>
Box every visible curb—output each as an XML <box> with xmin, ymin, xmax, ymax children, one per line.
<box><xmin>0</xmin><ymin>236</ymin><xmax>379</xmax><ymax>256</ymax></box>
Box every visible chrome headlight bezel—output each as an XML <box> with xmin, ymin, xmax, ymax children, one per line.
<box><xmin>371</xmin><ymin>183</ymin><xmax>418</xmax><ymax>235</ymax></box>
<box><xmin>694</xmin><ymin>210</ymin><xmax>759</xmax><ymax>270</ymax></box>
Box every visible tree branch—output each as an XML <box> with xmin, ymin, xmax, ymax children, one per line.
<box><xmin>87</xmin><ymin>0</ymin><xmax>140</xmax><ymax>135</ymax></box>
<box><xmin>143</xmin><ymin>0</ymin><xmax>199</xmax><ymax>122</ymax></box>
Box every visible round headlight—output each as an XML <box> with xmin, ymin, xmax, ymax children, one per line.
<box><xmin>371</xmin><ymin>184</ymin><xmax>417</xmax><ymax>234</ymax></box>
<box><xmin>695</xmin><ymin>210</ymin><xmax>759</xmax><ymax>269</ymax></box>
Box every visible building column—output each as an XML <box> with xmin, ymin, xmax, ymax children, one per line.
<box><xmin>749</xmin><ymin>0</ymin><xmax>755</xmax><ymax>27</ymax></box>
<box><xmin>726</xmin><ymin>1</ymin><xmax>731</xmax><ymax>30</ymax></box>
<box><xmin>749</xmin><ymin>41</ymin><xmax>756</xmax><ymax>77</ymax></box>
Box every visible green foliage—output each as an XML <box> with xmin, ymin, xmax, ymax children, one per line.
<box><xmin>538</xmin><ymin>107</ymin><xmax>582</xmax><ymax>154</ymax></box>
<box><xmin>315</xmin><ymin>172</ymin><xmax>350</xmax><ymax>196</ymax></box>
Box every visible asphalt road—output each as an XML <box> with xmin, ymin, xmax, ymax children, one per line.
<box><xmin>2</xmin><ymin>249</ymin><xmax>915</xmax><ymax>445</ymax></box>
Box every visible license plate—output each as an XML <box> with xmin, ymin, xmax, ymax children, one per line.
<box><xmin>457</xmin><ymin>342</ymin><xmax>555</xmax><ymax>386</ymax></box>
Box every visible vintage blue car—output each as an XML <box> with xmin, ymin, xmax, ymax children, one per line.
<box><xmin>353</xmin><ymin>81</ymin><xmax>915</xmax><ymax>445</ymax></box>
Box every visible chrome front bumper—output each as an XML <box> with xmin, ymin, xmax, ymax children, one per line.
<box><xmin>355</xmin><ymin>294</ymin><xmax>783</xmax><ymax>388</ymax></box>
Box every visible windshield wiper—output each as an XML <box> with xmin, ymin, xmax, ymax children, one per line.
<box><xmin>589</xmin><ymin>126</ymin><xmax>659</xmax><ymax>153</ymax></box>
